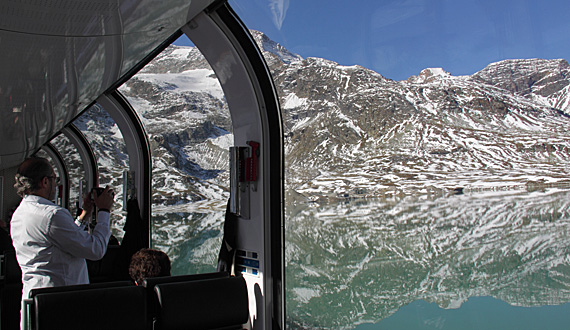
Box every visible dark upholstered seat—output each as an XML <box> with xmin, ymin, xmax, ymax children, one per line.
<box><xmin>154</xmin><ymin>276</ymin><xmax>249</xmax><ymax>330</ymax></box>
<box><xmin>142</xmin><ymin>271</ymin><xmax>229</xmax><ymax>325</ymax></box>
<box><xmin>32</xmin><ymin>284</ymin><xmax>147</xmax><ymax>330</ymax></box>
<box><xmin>23</xmin><ymin>272</ymin><xmax>245</xmax><ymax>330</ymax></box>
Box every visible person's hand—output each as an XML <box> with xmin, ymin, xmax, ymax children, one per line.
<box><xmin>78</xmin><ymin>193</ymin><xmax>95</xmax><ymax>221</ymax></box>
<box><xmin>82</xmin><ymin>193</ymin><xmax>94</xmax><ymax>214</ymax></box>
<box><xmin>93</xmin><ymin>186</ymin><xmax>115</xmax><ymax>211</ymax></box>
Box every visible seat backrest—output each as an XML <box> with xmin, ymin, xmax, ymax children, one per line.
<box><xmin>154</xmin><ymin>276</ymin><xmax>249</xmax><ymax>330</ymax></box>
<box><xmin>26</xmin><ymin>279</ymin><xmax>133</xmax><ymax>330</ymax></box>
<box><xmin>33</xmin><ymin>284</ymin><xmax>147</xmax><ymax>330</ymax></box>
<box><xmin>142</xmin><ymin>271</ymin><xmax>229</xmax><ymax>322</ymax></box>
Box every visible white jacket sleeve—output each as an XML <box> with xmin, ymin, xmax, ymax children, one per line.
<box><xmin>47</xmin><ymin>208</ymin><xmax>111</xmax><ymax>260</ymax></box>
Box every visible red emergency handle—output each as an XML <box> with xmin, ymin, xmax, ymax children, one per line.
<box><xmin>246</xmin><ymin>141</ymin><xmax>259</xmax><ymax>182</ymax></box>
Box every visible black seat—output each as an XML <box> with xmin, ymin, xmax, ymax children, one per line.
<box><xmin>1</xmin><ymin>250</ymin><xmax>22</xmax><ymax>330</ymax></box>
<box><xmin>142</xmin><ymin>271</ymin><xmax>229</xmax><ymax>325</ymax></box>
<box><xmin>154</xmin><ymin>276</ymin><xmax>249</xmax><ymax>330</ymax></box>
<box><xmin>29</xmin><ymin>282</ymin><xmax>146</xmax><ymax>330</ymax></box>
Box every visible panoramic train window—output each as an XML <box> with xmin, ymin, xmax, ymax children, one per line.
<box><xmin>231</xmin><ymin>1</ymin><xmax>570</xmax><ymax>329</ymax></box>
<box><xmin>119</xmin><ymin>39</ymin><xmax>231</xmax><ymax>275</ymax></box>
<box><xmin>72</xmin><ymin>106</ymin><xmax>129</xmax><ymax>240</ymax></box>
<box><xmin>49</xmin><ymin>134</ymin><xmax>86</xmax><ymax>216</ymax></box>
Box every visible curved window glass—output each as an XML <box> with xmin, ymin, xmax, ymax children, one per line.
<box><xmin>120</xmin><ymin>39</ymin><xmax>231</xmax><ymax>275</ymax></box>
<box><xmin>49</xmin><ymin>133</ymin><xmax>86</xmax><ymax>217</ymax></box>
<box><xmin>231</xmin><ymin>1</ymin><xmax>570</xmax><ymax>329</ymax></box>
<box><xmin>73</xmin><ymin>106</ymin><xmax>129</xmax><ymax>240</ymax></box>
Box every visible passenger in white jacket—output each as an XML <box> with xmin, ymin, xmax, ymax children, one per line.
<box><xmin>10</xmin><ymin>157</ymin><xmax>115</xmax><ymax>329</ymax></box>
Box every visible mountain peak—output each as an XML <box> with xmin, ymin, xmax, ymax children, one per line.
<box><xmin>408</xmin><ymin>67</ymin><xmax>451</xmax><ymax>84</ymax></box>
<box><xmin>250</xmin><ymin>30</ymin><xmax>303</xmax><ymax>64</ymax></box>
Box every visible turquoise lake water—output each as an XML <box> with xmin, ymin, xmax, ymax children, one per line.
<box><xmin>356</xmin><ymin>297</ymin><xmax>570</xmax><ymax>330</ymax></box>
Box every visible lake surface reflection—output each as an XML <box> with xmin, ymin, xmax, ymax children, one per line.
<box><xmin>286</xmin><ymin>188</ymin><xmax>570</xmax><ymax>329</ymax></box>
<box><xmin>153</xmin><ymin>188</ymin><xmax>570</xmax><ymax>330</ymax></box>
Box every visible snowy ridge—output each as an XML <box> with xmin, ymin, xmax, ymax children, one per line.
<box><xmin>134</xmin><ymin>69</ymin><xmax>224</xmax><ymax>99</ymax></box>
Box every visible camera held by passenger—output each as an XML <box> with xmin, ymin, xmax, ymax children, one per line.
<box><xmin>91</xmin><ymin>187</ymin><xmax>105</xmax><ymax>199</ymax></box>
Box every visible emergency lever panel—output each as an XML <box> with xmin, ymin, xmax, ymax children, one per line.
<box><xmin>229</xmin><ymin>141</ymin><xmax>259</xmax><ymax>219</ymax></box>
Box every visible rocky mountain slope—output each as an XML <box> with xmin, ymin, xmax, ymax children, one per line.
<box><xmin>117</xmin><ymin>46</ymin><xmax>232</xmax><ymax>207</ymax></box>
<box><xmin>77</xmin><ymin>30</ymin><xmax>570</xmax><ymax>206</ymax></box>
<box><xmin>270</xmin><ymin>51</ymin><xmax>570</xmax><ymax>201</ymax></box>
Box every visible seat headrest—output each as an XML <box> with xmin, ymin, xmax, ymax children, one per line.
<box><xmin>142</xmin><ymin>271</ymin><xmax>228</xmax><ymax>289</ymax></box>
<box><xmin>29</xmin><ymin>280</ymin><xmax>132</xmax><ymax>298</ymax></box>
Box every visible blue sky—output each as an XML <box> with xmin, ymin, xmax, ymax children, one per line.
<box><xmin>178</xmin><ymin>0</ymin><xmax>570</xmax><ymax>81</ymax></box>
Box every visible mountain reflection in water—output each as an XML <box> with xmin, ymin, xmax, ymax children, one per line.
<box><xmin>153</xmin><ymin>188</ymin><xmax>570</xmax><ymax>330</ymax></box>
<box><xmin>152</xmin><ymin>209</ymin><xmax>225</xmax><ymax>275</ymax></box>
<box><xmin>286</xmin><ymin>189</ymin><xmax>570</xmax><ymax>329</ymax></box>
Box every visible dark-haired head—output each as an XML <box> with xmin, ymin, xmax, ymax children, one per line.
<box><xmin>14</xmin><ymin>157</ymin><xmax>53</xmax><ymax>197</ymax></box>
<box><xmin>128</xmin><ymin>248</ymin><xmax>171</xmax><ymax>285</ymax></box>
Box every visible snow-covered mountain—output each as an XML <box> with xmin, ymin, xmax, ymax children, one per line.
<box><xmin>72</xmin><ymin>30</ymin><xmax>570</xmax><ymax>206</ymax></box>
<box><xmin>271</xmin><ymin>53</ymin><xmax>570</xmax><ymax>202</ymax></box>
<box><xmin>116</xmin><ymin>45</ymin><xmax>232</xmax><ymax>207</ymax></box>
